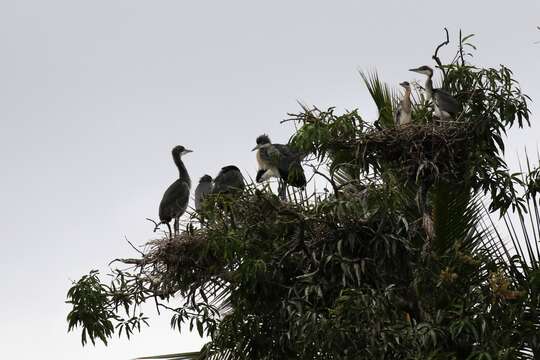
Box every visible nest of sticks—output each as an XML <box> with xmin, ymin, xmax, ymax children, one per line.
<box><xmin>332</xmin><ymin>122</ymin><xmax>476</xmax><ymax>185</ymax></box>
<box><xmin>117</xmin><ymin>229</ymin><xmax>224</xmax><ymax>298</ymax></box>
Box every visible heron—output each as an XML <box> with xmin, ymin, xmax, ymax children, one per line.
<box><xmin>409</xmin><ymin>65</ymin><xmax>460</xmax><ymax>120</ymax></box>
<box><xmin>395</xmin><ymin>81</ymin><xmax>412</xmax><ymax>126</ymax></box>
<box><xmin>211</xmin><ymin>165</ymin><xmax>245</xmax><ymax>196</ymax></box>
<box><xmin>211</xmin><ymin>166</ymin><xmax>245</xmax><ymax>227</ymax></box>
<box><xmin>195</xmin><ymin>175</ymin><xmax>213</xmax><ymax>211</ymax></box>
<box><xmin>252</xmin><ymin>134</ymin><xmax>306</xmax><ymax>200</ymax></box>
<box><xmin>158</xmin><ymin>145</ymin><xmax>192</xmax><ymax>238</ymax></box>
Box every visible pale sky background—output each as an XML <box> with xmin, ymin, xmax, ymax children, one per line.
<box><xmin>0</xmin><ymin>1</ymin><xmax>538</xmax><ymax>359</ymax></box>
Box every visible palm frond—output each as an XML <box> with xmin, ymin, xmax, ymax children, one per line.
<box><xmin>431</xmin><ymin>182</ymin><xmax>474</xmax><ymax>254</ymax></box>
<box><xmin>136</xmin><ymin>347</ymin><xmax>235</xmax><ymax>360</ymax></box>
<box><xmin>136</xmin><ymin>351</ymin><xmax>201</xmax><ymax>360</ymax></box>
<box><xmin>359</xmin><ymin>70</ymin><xmax>397</xmax><ymax>128</ymax></box>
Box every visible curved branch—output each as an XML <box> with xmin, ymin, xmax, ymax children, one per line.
<box><xmin>310</xmin><ymin>165</ymin><xmax>340</xmax><ymax>199</ymax></box>
<box><xmin>432</xmin><ymin>27</ymin><xmax>450</xmax><ymax>79</ymax></box>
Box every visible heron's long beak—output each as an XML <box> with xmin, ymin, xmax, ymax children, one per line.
<box><xmin>409</xmin><ymin>68</ymin><xmax>421</xmax><ymax>73</ymax></box>
<box><xmin>182</xmin><ymin>149</ymin><xmax>193</xmax><ymax>155</ymax></box>
<box><xmin>251</xmin><ymin>145</ymin><xmax>260</xmax><ymax>152</ymax></box>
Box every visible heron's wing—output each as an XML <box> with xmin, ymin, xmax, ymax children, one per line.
<box><xmin>195</xmin><ymin>182</ymin><xmax>212</xmax><ymax>210</ymax></box>
<box><xmin>159</xmin><ymin>180</ymin><xmax>190</xmax><ymax>221</ymax></box>
<box><xmin>273</xmin><ymin>144</ymin><xmax>303</xmax><ymax>170</ymax></box>
<box><xmin>273</xmin><ymin>144</ymin><xmax>306</xmax><ymax>187</ymax></box>
<box><xmin>212</xmin><ymin>170</ymin><xmax>245</xmax><ymax>194</ymax></box>
<box><xmin>434</xmin><ymin>89</ymin><xmax>461</xmax><ymax>114</ymax></box>
<box><xmin>259</xmin><ymin>144</ymin><xmax>306</xmax><ymax>187</ymax></box>
<box><xmin>284</xmin><ymin>161</ymin><xmax>307</xmax><ymax>187</ymax></box>
<box><xmin>274</xmin><ymin>143</ymin><xmax>303</xmax><ymax>157</ymax></box>
<box><xmin>256</xmin><ymin>169</ymin><xmax>268</xmax><ymax>183</ymax></box>
<box><xmin>394</xmin><ymin>104</ymin><xmax>402</xmax><ymax>125</ymax></box>
<box><xmin>258</xmin><ymin>145</ymin><xmax>282</xmax><ymax>167</ymax></box>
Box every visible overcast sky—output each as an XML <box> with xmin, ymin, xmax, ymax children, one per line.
<box><xmin>0</xmin><ymin>1</ymin><xmax>538</xmax><ymax>359</ymax></box>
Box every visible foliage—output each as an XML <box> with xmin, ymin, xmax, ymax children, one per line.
<box><xmin>66</xmin><ymin>269</ymin><xmax>149</xmax><ymax>346</ymax></box>
<box><xmin>67</xmin><ymin>270</ymin><xmax>115</xmax><ymax>346</ymax></box>
<box><xmin>66</xmin><ymin>31</ymin><xmax>538</xmax><ymax>359</ymax></box>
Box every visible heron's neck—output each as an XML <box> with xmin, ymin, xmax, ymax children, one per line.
<box><xmin>174</xmin><ymin>156</ymin><xmax>191</xmax><ymax>186</ymax></box>
<box><xmin>403</xmin><ymin>88</ymin><xmax>412</xmax><ymax>110</ymax></box>
<box><xmin>425</xmin><ymin>76</ymin><xmax>433</xmax><ymax>99</ymax></box>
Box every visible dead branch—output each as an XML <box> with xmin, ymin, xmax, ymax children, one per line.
<box><xmin>146</xmin><ymin>217</ymin><xmax>161</xmax><ymax>232</ymax></box>
<box><xmin>432</xmin><ymin>28</ymin><xmax>450</xmax><ymax>79</ymax></box>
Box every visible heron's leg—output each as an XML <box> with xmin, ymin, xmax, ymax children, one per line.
<box><xmin>165</xmin><ymin>222</ymin><xmax>173</xmax><ymax>240</ymax></box>
<box><xmin>299</xmin><ymin>186</ymin><xmax>305</xmax><ymax>204</ymax></box>
<box><xmin>278</xmin><ymin>181</ymin><xmax>287</xmax><ymax>201</ymax></box>
<box><xmin>174</xmin><ymin>217</ymin><xmax>179</xmax><ymax>236</ymax></box>
<box><xmin>256</xmin><ymin>169</ymin><xmax>267</xmax><ymax>183</ymax></box>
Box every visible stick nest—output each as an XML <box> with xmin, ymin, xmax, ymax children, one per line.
<box><xmin>333</xmin><ymin>122</ymin><xmax>475</xmax><ymax>185</ymax></box>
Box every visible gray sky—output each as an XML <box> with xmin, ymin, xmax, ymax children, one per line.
<box><xmin>0</xmin><ymin>1</ymin><xmax>538</xmax><ymax>359</ymax></box>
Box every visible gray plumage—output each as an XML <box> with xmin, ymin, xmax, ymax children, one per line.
<box><xmin>409</xmin><ymin>65</ymin><xmax>461</xmax><ymax>119</ymax></box>
<box><xmin>211</xmin><ymin>165</ymin><xmax>245</xmax><ymax>195</ymax></box>
<box><xmin>252</xmin><ymin>135</ymin><xmax>306</xmax><ymax>193</ymax></box>
<box><xmin>195</xmin><ymin>175</ymin><xmax>213</xmax><ymax>210</ymax></box>
<box><xmin>159</xmin><ymin>145</ymin><xmax>192</xmax><ymax>237</ymax></box>
<box><xmin>432</xmin><ymin>89</ymin><xmax>461</xmax><ymax>118</ymax></box>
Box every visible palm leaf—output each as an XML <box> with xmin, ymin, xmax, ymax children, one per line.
<box><xmin>479</xmin><ymin>154</ymin><xmax>540</xmax><ymax>358</ymax></box>
<box><xmin>359</xmin><ymin>70</ymin><xmax>397</xmax><ymax>128</ymax></box>
<box><xmin>136</xmin><ymin>351</ymin><xmax>201</xmax><ymax>360</ymax></box>
<box><xmin>136</xmin><ymin>348</ymin><xmax>235</xmax><ymax>360</ymax></box>
<box><xmin>431</xmin><ymin>182</ymin><xmax>473</xmax><ymax>254</ymax></box>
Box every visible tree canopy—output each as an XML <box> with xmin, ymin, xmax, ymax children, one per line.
<box><xmin>66</xmin><ymin>31</ymin><xmax>540</xmax><ymax>359</ymax></box>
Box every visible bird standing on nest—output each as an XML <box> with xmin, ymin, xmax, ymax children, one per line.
<box><xmin>395</xmin><ymin>81</ymin><xmax>412</xmax><ymax>126</ymax></box>
<box><xmin>409</xmin><ymin>65</ymin><xmax>460</xmax><ymax>120</ymax></box>
<box><xmin>211</xmin><ymin>165</ymin><xmax>245</xmax><ymax>196</ymax></box>
<box><xmin>252</xmin><ymin>134</ymin><xmax>306</xmax><ymax>200</ymax></box>
<box><xmin>195</xmin><ymin>175</ymin><xmax>213</xmax><ymax>211</ymax></box>
<box><xmin>210</xmin><ymin>165</ymin><xmax>245</xmax><ymax>227</ymax></box>
<box><xmin>158</xmin><ymin>145</ymin><xmax>192</xmax><ymax>238</ymax></box>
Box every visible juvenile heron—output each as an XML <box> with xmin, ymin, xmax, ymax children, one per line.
<box><xmin>207</xmin><ymin>165</ymin><xmax>245</xmax><ymax>228</ymax></box>
<box><xmin>252</xmin><ymin>134</ymin><xmax>306</xmax><ymax>200</ymax></box>
<box><xmin>158</xmin><ymin>145</ymin><xmax>192</xmax><ymax>238</ymax></box>
<box><xmin>211</xmin><ymin>165</ymin><xmax>245</xmax><ymax>196</ymax></box>
<box><xmin>409</xmin><ymin>65</ymin><xmax>460</xmax><ymax>120</ymax></box>
<box><xmin>195</xmin><ymin>175</ymin><xmax>213</xmax><ymax>211</ymax></box>
<box><xmin>395</xmin><ymin>81</ymin><xmax>412</xmax><ymax>126</ymax></box>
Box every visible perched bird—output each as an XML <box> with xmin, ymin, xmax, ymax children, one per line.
<box><xmin>409</xmin><ymin>65</ymin><xmax>460</xmax><ymax>120</ymax></box>
<box><xmin>211</xmin><ymin>166</ymin><xmax>245</xmax><ymax>227</ymax></box>
<box><xmin>194</xmin><ymin>175</ymin><xmax>213</xmax><ymax>211</ymax></box>
<box><xmin>211</xmin><ymin>165</ymin><xmax>245</xmax><ymax>196</ymax></box>
<box><xmin>252</xmin><ymin>134</ymin><xmax>306</xmax><ymax>200</ymax></box>
<box><xmin>158</xmin><ymin>145</ymin><xmax>192</xmax><ymax>238</ymax></box>
<box><xmin>395</xmin><ymin>81</ymin><xmax>412</xmax><ymax>126</ymax></box>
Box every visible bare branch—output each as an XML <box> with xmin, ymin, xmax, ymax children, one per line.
<box><xmin>125</xmin><ymin>236</ymin><xmax>145</xmax><ymax>257</ymax></box>
<box><xmin>145</xmin><ymin>217</ymin><xmax>161</xmax><ymax>232</ymax></box>
<box><xmin>432</xmin><ymin>27</ymin><xmax>450</xmax><ymax>79</ymax></box>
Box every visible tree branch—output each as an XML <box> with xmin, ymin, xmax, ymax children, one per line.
<box><xmin>432</xmin><ymin>27</ymin><xmax>450</xmax><ymax>79</ymax></box>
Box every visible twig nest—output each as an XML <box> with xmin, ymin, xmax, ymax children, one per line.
<box><xmin>353</xmin><ymin>122</ymin><xmax>474</xmax><ymax>185</ymax></box>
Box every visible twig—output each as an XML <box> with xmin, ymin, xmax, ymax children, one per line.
<box><xmin>146</xmin><ymin>217</ymin><xmax>173</xmax><ymax>240</ymax></box>
<box><xmin>310</xmin><ymin>165</ymin><xmax>340</xmax><ymax>199</ymax></box>
<box><xmin>109</xmin><ymin>257</ymin><xmax>145</xmax><ymax>266</ymax></box>
<box><xmin>154</xmin><ymin>295</ymin><xmax>161</xmax><ymax>315</ymax></box>
<box><xmin>459</xmin><ymin>29</ymin><xmax>465</xmax><ymax>66</ymax></box>
<box><xmin>125</xmin><ymin>236</ymin><xmax>145</xmax><ymax>256</ymax></box>
<box><xmin>280</xmin><ymin>118</ymin><xmax>298</xmax><ymax>124</ymax></box>
<box><xmin>146</xmin><ymin>217</ymin><xmax>161</xmax><ymax>232</ymax></box>
<box><xmin>432</xmin><ymin>27</ymin><xmax>450</xmax><ymax>79</ymax></box>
